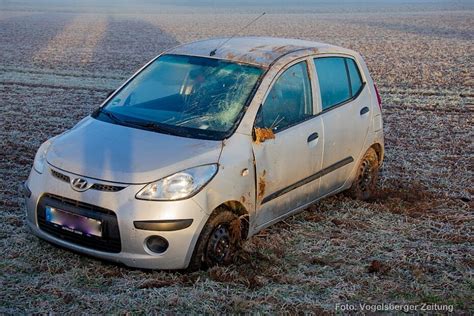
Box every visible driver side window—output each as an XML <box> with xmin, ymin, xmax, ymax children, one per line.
<box><xmin>255</xmin><ymin>61</ymin><xmax>313</xmax><ymax>131</ymax></box>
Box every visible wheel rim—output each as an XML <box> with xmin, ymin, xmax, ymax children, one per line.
<box><xmin>357</xmin><ymin>159</ymin><xmax>373</xmax><ymax>192</ymax></box>
<box><xmin>207</xmin><ymin>224</ymin><xmax>231</xmax><ymax>264</ymax></box>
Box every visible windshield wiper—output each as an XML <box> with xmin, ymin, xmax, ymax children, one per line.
<box><xmin>97</xmin><ymin>108</ymin><xmax>184</xmax><ymax>137</ymax></box>
<box><xmin>98</xmin><ymin>108</ymin><xmax>126</xmax><ymax>125</ymax></box>
<box><xmin>122</xmin><ymin>119</ymin><xmax>183</xmax><ymax>136</ymax></box>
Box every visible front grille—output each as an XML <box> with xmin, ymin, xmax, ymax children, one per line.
<box><xmin>91</xmin><ymin>183</ymin><xmax>125</xmax><ymax>192</ymax></box>
<box><xmin>37</xmin><ymin>194</ymin><xmax>121</xmax><ymax>253</ymax></box>
<box><xmin>51</xmin><ymin>169</ymin><xmax>70</xmax><ymax>183</ymax></box>
<box><xmin>50</xmin><ymin>169</ymin><xmax>126</xmax><ymax>192</ymax></box>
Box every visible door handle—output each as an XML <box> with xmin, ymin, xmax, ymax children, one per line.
<box><xmin>307</xmin><ymin>132</ymin><xmax>319</xmax><ymax>143</ymax></box>
<box><xmin>360</xmin><ymin>106</ymin><xmax>370</xmax><ymax>115</ymax></box>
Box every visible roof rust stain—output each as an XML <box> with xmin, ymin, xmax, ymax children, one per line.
<box><xmin>224</xmin><ymin>44</ymin><xmax>320</xmax><ymax>66</ymax></box>
<box><xmin>272</xmin><ymin>45</ymin><xmax>292</xmax><ymax>53</ymax></box>
<box><xmin>168</xmin><ymin>37</ymin><xmax>334</xmax><ymax>67</ymax></box>
<box><xmin>225</xmin><ymin>52</ymin><xmax>237</xmax><ymax>60</ymax></box>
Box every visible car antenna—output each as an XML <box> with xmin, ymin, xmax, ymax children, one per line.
<box><xmin>209</xmin><ymin>12</ymin><xmax>266</xmax><ymax>56</ymax></box>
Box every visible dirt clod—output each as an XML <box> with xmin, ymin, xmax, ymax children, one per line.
<box><xmin>257</xmin><ymin>170</ymin><xmax>267</xmax><ymax>200</ymax></box>
<box><xmin>367</xmin><ymin>260</ymin><xmax>391</xmax><ymax>274</ymax></box>
<box><xmin>138</xmin><ymin>279</ymin><xmax>175</xmax><ymax>289</ymax></box>
<box><xmin>254</xmin><ymin>127</ymin><xmax>275</xmax><ymax>144</ymax></box>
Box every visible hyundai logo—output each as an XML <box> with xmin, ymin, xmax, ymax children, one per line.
<box><xmin>71</xmin><ymin>178</ymin><xmax>89</xmax><ymax>192</ymax></box>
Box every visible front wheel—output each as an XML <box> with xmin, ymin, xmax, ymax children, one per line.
<box><xmin>187</xmin><ymin>209</ymin><xmax>241</xmax><ymax>271</ymax></box>
<box><xmin>347</xmin><ymin>148</ymin><xmax>379</xmax><ymax>200</ymax></box>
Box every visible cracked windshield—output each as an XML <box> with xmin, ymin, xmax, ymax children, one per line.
<box><xmin>104</xmin><ymin>54</ymin><xmax>263</xmax><ymax>136</ymax></box>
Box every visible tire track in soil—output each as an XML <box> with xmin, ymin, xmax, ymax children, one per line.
<box><xmin>0</xmin><ymin>13</ymin><xmax>75</xmax><ymax>69</ymax></box>
<box><xmin>32</xmin><ymin>15</ymin><xmax>108</xmax><ymax>68</ymax></box>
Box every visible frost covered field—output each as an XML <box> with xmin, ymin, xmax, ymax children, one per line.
<box><xmin>1</xmin><ymin>1</ymin><xmax>473</xmax><ymax>313</ymax></box>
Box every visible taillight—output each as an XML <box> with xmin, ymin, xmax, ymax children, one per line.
<box><xmin>374</xmin><ymin>84</ymin><xmax>382</xmax><ymax>110</ymax></box>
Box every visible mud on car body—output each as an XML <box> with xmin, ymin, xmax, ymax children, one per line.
<box><xmin>22</xmin><ymin>36</ymin><xmax>384</xmax><ymax>270</ymax></box>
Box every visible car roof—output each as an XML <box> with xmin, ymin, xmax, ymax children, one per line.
<box><xmin>166</xmin><ymin>36</ymin><xmax>352</xmax><ymax>68</ymax></box>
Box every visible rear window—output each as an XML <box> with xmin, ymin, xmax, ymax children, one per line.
<box><xmin>314</xmin><ymin>57</ymin><xmax>365</xmax><ymax>111</ymax></box>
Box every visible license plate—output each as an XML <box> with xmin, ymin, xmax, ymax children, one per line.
<box><xmin>45</xmin><ymin>206</ymin><xmax>102</xmax><ymax>237</ymax></box>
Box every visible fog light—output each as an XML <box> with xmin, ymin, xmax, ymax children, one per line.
<box><xmin>146</xmin><ymin>236</ymin><xmax>169</xmax><ymax>254</ymax></box>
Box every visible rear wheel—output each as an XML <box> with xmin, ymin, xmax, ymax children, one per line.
<box><xmin>347</xmin><ymin>148</ymin><xmax>379</xmax><ymax>200</ymax></box>
<box><xmin>187</xmin><ymin>209</ymin><xmax>240</xmax><ymax>271</ymax></box>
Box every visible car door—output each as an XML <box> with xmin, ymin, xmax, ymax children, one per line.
<box><xmin>312</xmin><ymin>56</ymin><xmax>371</xmax><ymax>196</ymax></box>
<box><xmin>252</xmin><ymin>59</ymin><xmax>324</xmax><ymax>229</ymax></box>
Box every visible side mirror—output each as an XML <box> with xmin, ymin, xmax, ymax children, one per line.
<box><xmin>253</xmin><ymin>127</ymin><xmax>275</xmax><ymax>144</ymax></box>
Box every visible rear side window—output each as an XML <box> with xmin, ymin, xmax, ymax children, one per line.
<box><xmin>314</xmin><ymin>57</ymin><xmax>364</xmax><ymax>110</ymax></box>
<box><xmin>256</xmin><ymin>61</ymin><xmax>312</xmax><ymax>131</ymax></box>
<box><xmin>346</xmin><ymin>58</ymin><xmax>363</xmax><ymax>95</ymax></box>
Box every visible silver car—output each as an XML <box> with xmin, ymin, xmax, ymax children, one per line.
<box><xmin>22</xmin><ymin>37</ymin><xmax>384</xmax><ymax>270</ymax></box>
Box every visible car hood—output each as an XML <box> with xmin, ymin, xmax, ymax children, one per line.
<box><xmin>47</xmin><ymin>117</ymin><xmax>223</xmax><ymax>184</ymax></box>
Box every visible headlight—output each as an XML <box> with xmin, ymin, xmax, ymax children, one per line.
<box><xmin>136</xmin><ymin>164</ymin><xmax>218</xmax><ymax>201</ymax></box>
<box><xmin>33</xmin><ymin>139</ymin><xmax>53</xmax><ymax>174</ymax></box>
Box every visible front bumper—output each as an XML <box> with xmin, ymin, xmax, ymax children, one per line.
<box><xmin>22</xmin><ymin>165</ymin><xmax>209</xmax><ymax>270</ymax></box>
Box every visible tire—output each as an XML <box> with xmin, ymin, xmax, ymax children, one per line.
<box><xmin>347</xmin><ymin>148</ymin><xmax>379</xmax><ymax>200</ymax></box>
<box><xmin>187</xmin><ymin>208</ymin><xmax>241</xmax><ymax>271</ymax></box>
